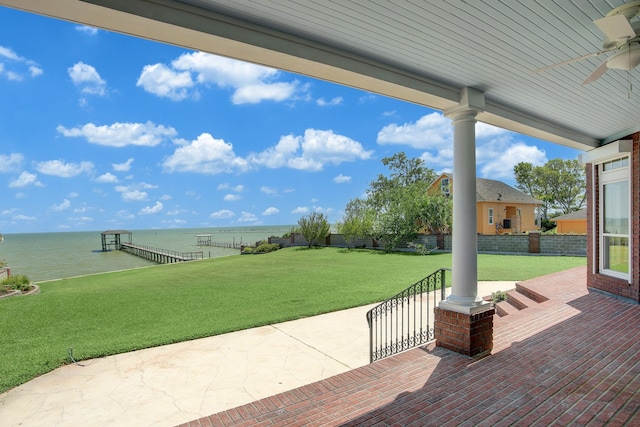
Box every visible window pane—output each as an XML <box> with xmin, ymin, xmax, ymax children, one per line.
<box><xmin>603</xmin><ymin>181</ymin><xmax>628</xmax><ymax>234</ymax></box>
<box><xmin>604</xmin><ymin>236</ymin><xmax>629</xmax><ymax>273</ymax></box>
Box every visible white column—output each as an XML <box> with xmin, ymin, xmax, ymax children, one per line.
<box><xmin>440</xmin><ymin>88</ymin><xmax>489</xmax><ymax>314</ymax></box>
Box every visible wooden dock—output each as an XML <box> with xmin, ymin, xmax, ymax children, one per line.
<box><xmin>195</xmin><ymin>234</ymin><xmax>244</xmax><ymax>250</ymax></box>
<box><xmin>120</xmin><ymin>243</ymin><xmax>203</xmax><ymax>264</ymax></box>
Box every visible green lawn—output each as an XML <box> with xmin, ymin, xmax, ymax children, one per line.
<box><xmin>0</xmin><ymin>247</ymin><xmax>585</xmax><ymax>393</ymax></box>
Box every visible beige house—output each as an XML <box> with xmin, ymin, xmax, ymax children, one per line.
<box><xmin>552</xmin><ymin>208</ymin><xmax>587</xmax><ymax>234</ymax></box>
<box><xmin>428</xmin><ymin>173</ymin><xmax>542</xmax><ymax>235</ymax></box>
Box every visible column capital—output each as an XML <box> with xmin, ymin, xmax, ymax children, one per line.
<box><xmin>444</xmin><ymin>87</ymin><xmax>485</xmax><ymax>120</ymax></box>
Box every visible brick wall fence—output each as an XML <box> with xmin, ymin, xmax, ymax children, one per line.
<box><xmin>269</xmin><ymin>232</ymin><xmax>586</xmax><ymax>256</ymax></box>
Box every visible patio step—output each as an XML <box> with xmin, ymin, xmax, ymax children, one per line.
<box><xmin>505</xmin><ymin>289</ymin><xmax>538</xmax><ymax>311</ymax></box>
<box><xmin>515</xmin><ymin>282</ymin><xmax>550</xmax><ymax>303</ymax></box>
<box><xmin>495</xmin><ymin>299</ymin><xmax>519</xmax><ymax>317</ymax></box>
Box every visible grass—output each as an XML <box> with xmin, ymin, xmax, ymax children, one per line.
<box><xmin>0</xmin><ymin>247</ymin><xmax>585</xmax><ymax>393</ymax></box>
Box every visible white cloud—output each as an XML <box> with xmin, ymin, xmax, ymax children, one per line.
<box><xmin>13</xmin><ymin>214</ymin><xmax>36</xmax><ymax>221</ymax></box>
<box><xmin>231</xmin><ymin>82</ymin><xmax>297</xmax><ymax>104</ymax></box>
<box><xmin>136</xmin><ymin>63</ymin><xmax>194</xmax><ymax>101</ymax></box>
<box><xmin>163</xmin><ymin>133</ymin><xmax>249</xmax><ymax>174</ymax></box>
<box><xmin>120</xmin><ymin>189</ymin><xmax>147</xmax><ymax>202</ymax></box>
<box><xmin>35</xmin><ymin>160</ymin><xmax>94</xmax><ymax>177</ymax></box>
<box><xmin>96</xmin><ymin>172</ymin><xmax>119</xmax><ymax>183</ymax></box>
<box><xmin>219</xmin><ymin>184</ymin><xmax>245</xmax><ymax>192</ymax></box>
<box><xmin>115</xmin><ymin>182</ymin><xmax>156</xmax><ymax>202</ymax></box>
<box><xmin>0</xmin><ymin>153</ymin><xmax>24</xmax><ymax>173</ymax></box>
<box><xmin>378</xmin><ymin>112</ymin><xmax>527</xmax><ymax>177</ymax></box>
<box><xmin>224</xmin><ymin>194</ymin><xmax>242</xmax><ymax>201</ymax></box>
<box><xmin>238</xmin><ymin>211</ymin><xmax>259</xmax><ymax>223</ymax></box>
<box><xmin>139</xmin><ymin>52</ymin><xmax>298</xmax><ymax>104</ymax></box>
<box><xmin>57</xmin><ymin>121</ymin><xmax>176</xmax><ymax>147</ymax></box>
<box><xmin>75</xmin><ymin>25</ymin><xmax>98</xmax><ymax>35</ymax></box>
<box><xmin>113</xmin><ymin>158</ymin><xmax>134</xmax><ymax>172</ymax></box>
<box><xmin>9</xmin><ymin>171</ymin><xmax>43</xmax><ymax>188</ymax></box>
<box><xmin>51</xmin><ymin>199</ymin><xmax>71</xmax><ymax>212</ymax></box>
<box><xmin>333</xmin><ymin>174</ymin><xmax>351</xmax><ymax>183</ymax></box>
<box><xmin>0</xmin><ymin>45</ymin><xmax>42</xmax><ymax>81</ymax></box>
<box><xmin>316</xmin><ymin>96</ymin><xmax>343</xmax><ymax>106</ymax></box>
<box><xmin>68</xmin><ymin>192</ymin><xmax>79</xmax><ymax>198</ymax></box>
<box><xmin>210</xmin><ymin>209</ymin><xmax>235</xmax><ymax>219</ymax></box>
<box><xmin>478</xmin><ymin>136</ymin><xmax>547</xmax><ymax>179</ymax></box>
<box><xmin>139</xmin><ymin>201</ymin><xmax>163</xmax><ymax>215</ymax></box>
<box><xmin>377</xmin><ymin>112</ymin><xmax>452</xmax><ymax>149</ymax></box>
<box><xmin>68</xmin><ymin>62</ymin><xmax>107</xmax><ymax>96</ymax></box>
<box><xmin>250</xmin><ymin>129</ymin><xmax>373</xmax><ymax>172</ymax></box>
<box><xmin>261</xmin><ymin>186</ymin><xmax>277</xmax><ymax>195</ymax></box>
<box><xmin>29</xmin><ymin>66</ymin><xmax>43</xmax><ymax>77</ymax></box>
<box><xmin>0</xmin><ymin>46</ymin><xmax>22</xmax><ymax>61</ymax></box>
<box><xmin>262</xmin><ymin>207</ymin><xmax>279</xmax><ymax>216</ymax></box>
<box><xmin>116</xmin><ymin>210</ymin><xmax>135</xmax><ymax>220</ymax></box>
<box><xmin>292</xmin><ymin>206</ymin><xmax>309</xmax><ymax>214</ymax></box>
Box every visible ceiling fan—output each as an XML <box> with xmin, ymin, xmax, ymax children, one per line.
<box><xmin>533</xmin><ymin>1</ymin><xmax>640</xmax><ymax>85</ymax></box>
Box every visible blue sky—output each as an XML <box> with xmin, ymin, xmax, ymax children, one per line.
<box><xmin>0</xmin><ymin>7</ymin><xmax>583</xmax><ymax>234</ymax></box>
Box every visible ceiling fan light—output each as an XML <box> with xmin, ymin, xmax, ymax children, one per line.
<box><xmin>607</xmin><ymin>43</ymin><xmax>640</xmax><ymax>70</ymax></box>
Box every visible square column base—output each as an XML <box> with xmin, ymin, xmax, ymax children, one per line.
<box><xmin>434</xmin><ymin>305</ymin><xmax>495</xmax><ymax>358</ymax></box>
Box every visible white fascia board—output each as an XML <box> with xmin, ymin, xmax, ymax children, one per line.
<box><xmin>579</xmin><ymin>140</ymin><xmax>633</xmax><ymax>164</ymax></box>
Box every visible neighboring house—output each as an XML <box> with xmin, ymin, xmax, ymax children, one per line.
<box><xmin>428</xmin><ymin>173</ymin><xmax>542</xmax><ymax>235</ymax></box>
<box><xmin>552</xmin><ymin>208</ymin><xmax>587</xmax><ymax>234</ymax></box>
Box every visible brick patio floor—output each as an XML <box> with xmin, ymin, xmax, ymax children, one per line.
<box><xmin>180</xmin><ymin>266</ymin><xmax>640</xmax><ymax>426</ymax></box>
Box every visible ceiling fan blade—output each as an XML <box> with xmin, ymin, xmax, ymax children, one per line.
<box><xmin>531</xmin><ymin>48</ymin><xmax>613</xmax><ymax>74</ymax></box>
<box><xmin>594</xmin><ymin>15</ymin><xmax>636</xmax><ymax>42</ymax></box>
<box><xmin>581</xmin><ymin>61</ymin><xmax>609</xmax><ymax>85</ymax></box>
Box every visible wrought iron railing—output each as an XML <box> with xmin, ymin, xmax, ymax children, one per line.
<box><xmin>366</xmin><ymin>268</ymin><xmax>449</xmax><ymax>363</ymax></box>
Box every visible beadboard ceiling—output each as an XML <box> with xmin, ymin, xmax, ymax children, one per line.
<box><xmin>4</xmin><ymin>0</ymin><xmax>640</xmax><ymax>151</ymax></box>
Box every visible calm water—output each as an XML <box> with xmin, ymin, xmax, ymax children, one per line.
<box><xmin>0</xmin><ymin>226</ymin><xmax>294</xmax><ymax>282</ymax></box>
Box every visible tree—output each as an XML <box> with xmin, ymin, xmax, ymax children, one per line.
<box><xmin>365</xmin><ymin>152</ymin><xmax>441</xmax><ymax>251</ymax></box>
<box><xmin>298</xmin><ymin>212</ymin><xmax>331</xmax><ymax>248</ymax></box>
<box><xmin>514</xmin><ymin>159</ymin><xmax>586</xmax><ymax>217</ymax></box>
<box><xmin>416</xmin><ymin>193</ymin><xmax>453</xmax><ymax>235</ymax></box>
<box><xmin>336</xmin><ymin>198</ymin><xmax>374</xmax><ymax>249</ymax></box>
<box><xmin>541</xmin><ymin>159</ymin><xmax>586</xmax><ymax>214</ymax></box>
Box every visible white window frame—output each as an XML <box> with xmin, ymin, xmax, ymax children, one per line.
<box><xmin>598</xmin><ymin>156</ymin><xmax>631</xmax><ymax>281</ymax></box>
<box><xmin>441</xmin><ymin>178</ymin><xmax>450</xmax><ymax>195</ymax></box>
<box><xmin>488</xmin><ymin>208</ymin><xmax>494</xmax><ymax>225</ymax></box>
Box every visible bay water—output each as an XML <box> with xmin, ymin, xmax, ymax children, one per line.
<box><xmin>0</xmin><ymin>226</ymin><xmax>294</xmax><ymax>282</ymax></box>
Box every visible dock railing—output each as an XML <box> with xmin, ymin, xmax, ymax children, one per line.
<box><xmin>120</xmin><ymin>243</ymin><xmax>203</xmax><ymax>264</ymax></box>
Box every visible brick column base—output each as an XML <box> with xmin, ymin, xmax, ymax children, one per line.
<box><xmin>434</xmin><ymin>306</ymin><xmax>495</xmax><ymax>358</ymax></box>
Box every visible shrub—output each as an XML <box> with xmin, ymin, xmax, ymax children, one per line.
<box><xmin>491</xmin><ymin>290</ymin><xmax>508</xmax><ymax>305</ymax></box>
<box><xmin>254</xmin><ymin>243</ymin><xmax>280</xmax><ymax>253</ymax></box>
<box><xmin>2</xmin><ymin>275</ymin><xmax>31</xmax><ymax>292</ymax></box>
<box><xmin>242</xmin><ymin>243</ymin><xmax>280</xmax><ymax>254</ymax></box>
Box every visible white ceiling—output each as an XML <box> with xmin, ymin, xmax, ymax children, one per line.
<box><xmin>3</xmin><ymin>0</ymin><xmax>640</xmax><ymax>151</ymax></box>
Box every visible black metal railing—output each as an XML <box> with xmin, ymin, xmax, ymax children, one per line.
<box><xmin>366</xmin><ymin>268</ymin><xmax>449</xmax><ymax>363</ymax></box>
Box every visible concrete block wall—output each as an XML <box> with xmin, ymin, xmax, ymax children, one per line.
<box><xmin>269</xmin><ymin>232</ymin><xmax>586</xmax><ymax>256</ymax></box>
<box><xmin>477</xmin><ymin>235</ymin><xmax>529</xmax><ymax>254</ymax></box>
<box><xmin>539</xmin><ymin>234</ymin><xmax>587</xmax><ymax>256</ymax></box>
